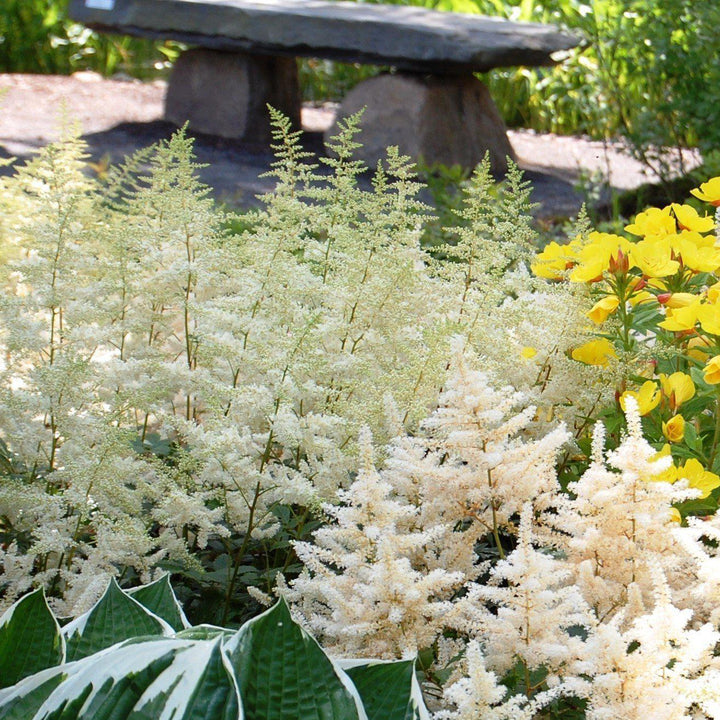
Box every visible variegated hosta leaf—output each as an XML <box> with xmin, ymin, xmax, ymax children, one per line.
<box><xmin>0</xmin><ymin>636</ymin><xmax>241</xmax><ymax>720</ymax></box>
<box><xmin>62</xmin><ymin>578</ymin><xmax>174</xmax><ymax>662</ymax></box>
<box><xmin>339</xmin><ymin>659</ymin><xmax>431</xmax><ymax>720</ymax></box>
<box><xmin>0</xmin><ymin>590</ymin><xmax>64</xmax><ymax>688</ymax></box>
<box><xmin>127</xmin><ymin>574</ymin><xmax>191</xmax><ymax>632</ymax></box>
<box><xmin>224</xmin><ymin>598</ymin><xmax>368</xmax><ymax>720</ymax></box>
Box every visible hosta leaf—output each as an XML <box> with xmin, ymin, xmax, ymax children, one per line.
<box><xmin>127</xmin><ymin>574</ymin><xmax>190</xmax><ymax>631</ymax></box>
<box><xmin>0</xmin><ymin>667</ymin><xmax>67</xmax><ymax>720</ymax></box>
<box><xmin>224</xmin><ymin>598</ymin><xmax>367</xmax><ymax>720</ymax></box>
<box><xmin>0</xmin><ymin>589</ymin><xmax>65</xmax><ymax>688</ymax></box>
<box><xmin>339</xmin><ymin>659</ymin><xmax>430</xmax><ymax>720</ymax></box>
<box><xmin>175</xmin><ymin>625</ymin><xmax>233</xmax><ymax>641</ymax></box>
<box><xmin>62</xmin><ymin>578</ymin><xmax>173</xmax><ymax>662</ymax></box>
<box><xmin>0</xmin><ymin>637</ymin><xmax>241</xmax><ymax>720</ymax></box>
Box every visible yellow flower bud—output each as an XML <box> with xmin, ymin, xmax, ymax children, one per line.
<box><xmin>664</xmin><ymin>292</ymin><xmax>698</xmax><ymax>309</ymax></box>
<box><xmin>521</xmin><ymin>346</ymin><xmax>537</xmax><ymax>359</ymax></box>
<box><xmin>662</xmin><ymin>415</ymin><xmax>685</xmax><ymax>443</ymax></box>
<box><xmin>687</xmin><ymin>335</ymin><xmax>712</xmax><ymax>362</ymax></box>
<box><xmin>703</xmin><ymin>356</ymin><xmax>720</xmax><ymax>384</ymax></box>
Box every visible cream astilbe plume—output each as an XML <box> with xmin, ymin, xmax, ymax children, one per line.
<box><xmin>397</xmin><ymin>348</ymin><xmax>569</xmax><ymax>577</ymax></box>
<box><xmin>455</xmin><ymin>503</ymin><xmax>591</xmax><ymax>683</ymax></box>
<box><xmin>433</xmin><ymin>640</ymin><xmax>573</xmax><ymax>720</ymax></box>
<box><xmin>579</xmin><ymin>558</ymin><xmax>719</xmax><ymax>720</ymax></box>
<box><xmin>554</xmin><ymin>397</ymin><xmax>696</xmax><ymax>620</ymax></box>
<box><xmin>288</xmin><ymin>427</ymin><xmax>464</xmax><ymax>659</ymax></box>
<box><xmin>674</xmin><ymin>514</ymin><xmax>720</xmax><ymax>626</ymax></box>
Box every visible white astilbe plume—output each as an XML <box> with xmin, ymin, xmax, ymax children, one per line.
<box><xmin>287</xmin><ymin>427</ymin><xmax>465</xmax><ymax>658</ymax></box>
<box><xmin>579</xmin><ymin>558</ymin><xmax>719</xmax><ymax>720</ymax></box>
<box><xmin>435</xmin><ymin>640</ymin><xmax>582</xmax><ymax>720</ymax></box>
<box><xmin>674</xmin><ymin>514</ymin><xmax>720</xmax><ymax>627</ymax></box>
<box><xmin>554</xmin><ymin>398</ymin><xmax>696</xmax><ymax>621</ymax></box>
<box><xmin>392</xmin><ymin>348</ymin><xmax>570</xmax><ymax>577</ymax></box>
<box><xmin>454</xmin><ymin>503</ymin><xmax>592</xmax><ymax>681</ymax></box>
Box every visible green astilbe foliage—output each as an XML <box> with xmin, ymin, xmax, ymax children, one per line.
<box><xmin>0</xmin><ymin>577</ymin><xmax>430</xmax><ymax>720</ymax></box>
<box><xmin>0</xmin><ymin>112</ymin><xmax>590</xmax><ymax>626</ymax></box>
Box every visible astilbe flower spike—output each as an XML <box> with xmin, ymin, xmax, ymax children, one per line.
<box><xmin>287</xmin><ymin>427</ymin><xmax>464</xmax><ymax>659</ymax></box>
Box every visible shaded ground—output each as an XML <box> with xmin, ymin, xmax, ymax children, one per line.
<box><xmin>0</xmin><ymin>72</ymin><xmax>700</xmax><ymax>218</ymax></box>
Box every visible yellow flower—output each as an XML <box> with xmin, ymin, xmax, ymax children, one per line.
<box><xmin>703</xmin><ymin>356</ymin><xmax>720</xmax><ymax>384</ymax></box>
<box><xmin>707</xmin><ymin>282</ymin><xmax>720</xmax><ymax>305</ymax></box>
<box><xmin>671</xmin><ymin>203</ymin><xmax>715</xmax><ymax>232</ymax></box>
<box><xmin>677</xmin><ymin>458</ymin><xmax>720</xmax><ymax>498</ymax></box>
<box><xmin>657</xmin><ymin>301</ymin><xmax>701</xmax><ymax>332</ymax></box>
<box><xmin>659</xmin><ymin>372</ymin><xmax>695</xmax><ymax>409</ymax></box>
<box><xmin>662</xmin><ymin>415</ymin><xmax>685</xmax><ymax>443</ymax></box>
<box><xmin>669</xmin><ymin>507</ymin><xmax>682</xmax><ymax>523</ymax></box>
<box><xmin>531</xmin><ymin>241</ymin><xmax>579</xmax><ymax>280</ymax></box>
<box><xmin>521</xmin><ymin>346</ymin><xmax>537</xmax><ymax>359</ymax></box>
<box><xmin>649</xmin><ymin>444</ymin><xmax>677</xmax><ymax>484</ymax></box>
<box><xmin>674</xmin><ymin>233</ymin><xmax>720</xmax><ymax>273</ymax></box>
<box><xmin>619</xmin><ymin>380</ymin><xmax>661</xmax><ymax>416</ymax></box>
<box><xmin>569</xmin><ymin>232</ymin><xmax>632</xmax><ymax>283</ymax></box>
<box><xmin>687</xmin><ymin>335</ymin><xmax>712</xmax><ymax>362</ymax></box>
<box><xmin>690</xmin><ymin>177</ymin><xmax>720</xmax><ymax>206</ymax></box>
<box><xmin>571</xmin><ymin>338</ymin><xmax>617</xmax><ymax>366</ymax></box>
<box><xmin>587</xmin><ymin>296</ymin><xmax>620</xmax><ymax>324</ymax></box>
<box><xmin>697</xmin><ymin>303</ymin><xmax>720</xmax><ymax>336</ymax></box>
<box><xmin>663</xmin><ymin>292</ymin><xmax>698</xmax><ymax>309</ymax></box>
<box><xmin>625</xmin><ymin>206</ymin><xmax>676</xmax><ymax>238</ymax></box>
<box><xmin>630</xmin><ymin>238</ymin><xmax>680</xmax><ymax>278</ymax></box>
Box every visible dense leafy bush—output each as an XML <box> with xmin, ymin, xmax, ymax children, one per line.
<box><xmin>0</xmin><ymin>0</ymin><xmax>180</xmax><ymax>76</ymax></box>
<box><xmin>0</xmin><ymin>576</ymin><xmax>429</xmax><ymax>719</ymax></box>
<box><xmin>5</xmin><ymin>0</ymin><xmax>719</xmax><ymax>174</ymax></box>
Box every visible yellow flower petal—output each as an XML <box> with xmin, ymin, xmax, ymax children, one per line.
<box><xmin>690</xmin><ymin>177</ymin><xmax>720</xmax><ymax>206</ymax></box>
<box><xmin>630</xmin><ymin>238</ymin><xmax>680</xmax><ymax>278</ymax></box>
<box><xmin>587</xmin><ymin>296</ymin><xmax>620</xmax><ymax>324</ymax></box>
<box><xmin>657</xmin><ymin>302</ymin><xmax>701</xmax><ymax>332</ymax></box>
<box><xmin>571</xmin><ymin>338</ymin><xmax>617</xmax><ymax>366</ymax></box>
<box><xmin>678</xmin><ymin>458</ymin><xmax>720</xmax><ymax>498</ymax></box>
<box><xmin>671</xmin><ymin>204</ymin><xmax>715</xmax><ymax>233</ymax></box>
<box><xmin>659</xmin><ymin>372</ymin><xmax>695</xmax><ymax>409</ymax></box>
<box><xmin>704</xmin><ymin>356</ymin><xmax>720</xmax><ymax>384</ymax></box>
<box><xmin>620</xmin><ymin>380</ymin><xmax>661</xmax><ymax>416</ymax></box>
<box><xmin>625</xmin><ymin>206</ymin><xmax>676</xmax><ymax>238</ymax></box>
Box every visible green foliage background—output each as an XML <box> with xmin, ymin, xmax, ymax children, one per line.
<box><xmin>0</xmin><ymin>0</ymin><xmax>180</xmax><ymax>76</ymax></box>
<box><xmin>3</xmin><ymin>0</ymin><xmax>719</xmax><ymax>169</ymax></box>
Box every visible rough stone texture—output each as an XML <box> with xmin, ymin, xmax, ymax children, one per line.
<box><xmin>326</xmin><ymin>73</ymin><xmax>516</xmax><ymax>174</ymax></box>
<box><xmin>69</xmin><ymin>0</ymin><xmax>578</xmax><ymax>74</ymax></box>
<box><xmin>164</xmin><ymin>48</ymin><xmax>300</xmax><ymax>142</ymax></box>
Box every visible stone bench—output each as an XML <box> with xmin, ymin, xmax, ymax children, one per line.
<box><xmin>69</xmin><ymin>0</ymin><xmax>578</xmax><ymax>172</ymax></box>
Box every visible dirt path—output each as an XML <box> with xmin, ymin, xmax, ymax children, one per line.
<box><xmin>0</xmin><ymin>72</ymin><xmax>699</xmax><ymax>217</ymax></box>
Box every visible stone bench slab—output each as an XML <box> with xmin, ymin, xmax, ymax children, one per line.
<box><xmin>70</xmin><ymin>0</ymin><xmax>578</xmax><ymax>74</ymax></box>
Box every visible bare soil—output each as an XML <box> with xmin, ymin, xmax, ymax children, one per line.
<box><xmin>0</xmin><ymin>72</ymin><xmax>700</xmax><ymax>218</ymax></box>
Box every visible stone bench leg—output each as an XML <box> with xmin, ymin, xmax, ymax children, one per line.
<box><xmin>165</xmin><ymin>48</ymin><xmax>301</xmax><ymax>144</ymax></box>
<box><xmin>325</xmin><ymin>73</ymin><xmax>516</xmax><ymax>174</ymax></box>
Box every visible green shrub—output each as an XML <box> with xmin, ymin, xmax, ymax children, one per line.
<box><xmin>0</xmin><ymin>576</ymin><xmax>430</xmax><ymax>719</ymax></box>
<box><xmin>0</xmin><ymin>0</ymin><xmax>180</xmax><ymax>76</ymax></box>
